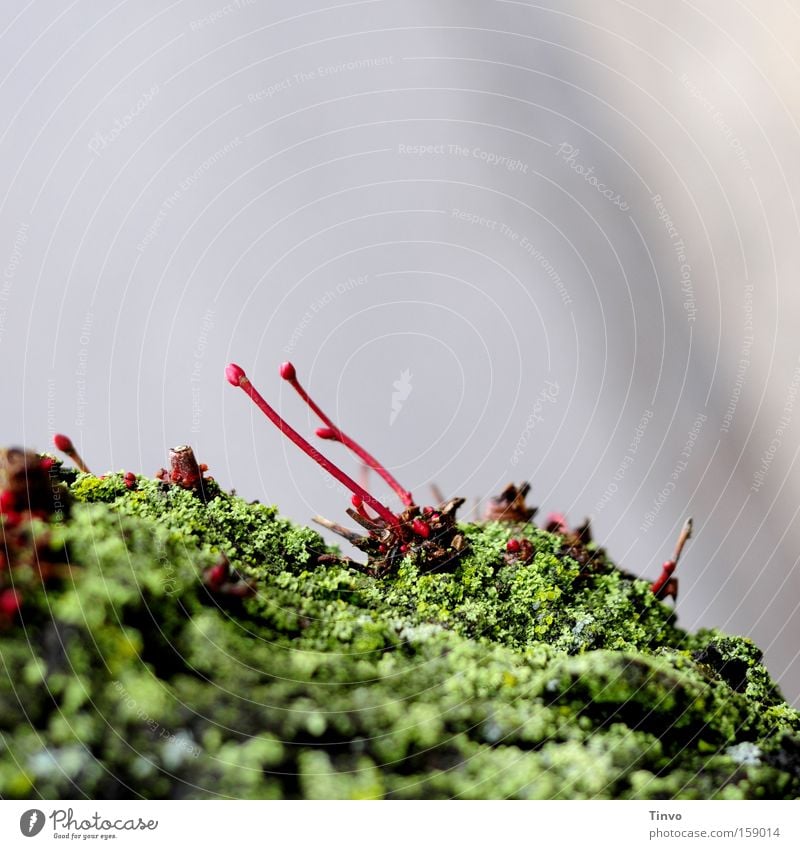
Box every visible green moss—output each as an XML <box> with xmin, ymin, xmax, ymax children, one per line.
<box><xmin>0</xmin><ymin>474</ymin><xmax>798</xmax><ymax>799</ymax></box>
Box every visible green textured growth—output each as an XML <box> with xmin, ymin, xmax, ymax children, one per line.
<box><xmin>1</xmin><ymin>469</ymin><xmax>798</xmax><ymax>799</ymax></box>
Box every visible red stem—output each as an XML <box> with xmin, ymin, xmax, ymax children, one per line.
<box><xmin>651</xmin><ymin>518</ymin><xmax>693</xmax><ymax>595</ymax></box>
<box><xmin>650</xmin><ymin>560</ymin><xmax>676</xmax><ymax>595</ymax></box>
<box><xmin>53</xmin><ymin>433</ymin><xmax>90</xmax><ymax>474</ymax></box>
<box><xmin>226</xmin><ymin>364</ymin><xmax>398</xmax><ymax>525</ymax></box>
<box><xmin>281</xmin><ymin>361</ymin><xmax>415</xmax><ymax>507</ymax></box>
<box><xmin>351</xmin><ymin>494</ymin><xmax>373</xmax><ymax>520</ymax></box>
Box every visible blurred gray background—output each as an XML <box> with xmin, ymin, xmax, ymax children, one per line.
<box><xmin>1</xmin><ymin>0</ymin><xmax>799</xmax><ymax>703</ymax></box>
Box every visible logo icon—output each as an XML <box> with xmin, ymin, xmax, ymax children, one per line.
<box><xmin>390</xmin><ymin>369</ymin><xmax>413</xmax><ymax>425</ymax></box>
<box><xmin>19</xmin><ymin>809</ymin><xmax>45</xmax><ymax>837</ymax></box>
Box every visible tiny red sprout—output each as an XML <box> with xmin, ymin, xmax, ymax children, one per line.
<box><xmin>280</xmin><ymin>361</ymin><xmax>414</xmax><ymax>507</ymax></box>
<box><xmin>650</xmin><ymin>560</ymin><xmax>676</xmax><ymax>596</ymax></box>
<box><xmin>52</xmin><ymin>433</ymin><xmax>90</xmax><ymax>474</ymax></box>
<box><xmin>651</xmin><ymin>518</ymin><xmax>693</xmax><ymax>600</ymax></box>
<box><xmin>226</xmin><ymin>363</ymin><xmax>398</xmax><ymax>525</ymax></box>
<box><xmin>0</xmin><ymin>490</ymin><xmax>14</xmax><ymax>513</ymax></box>
<box><xmin>225</xmin><ymin>363</ymin><xmax>247</xmax><ymax>386</ymax></box>
<box><xmin>123</xmin><ymin>471</ymin><xmax>137</xmax><ymax>490</ymax></box>
<box><xmin>53</xmin><ymin>433</ymin><xmax>73</xmax><ymax>453</ymax></box>
<box><xmin>207</xmin><ymin>563</ymin><xmax>227</xmax><ymax>591</ymax></box>
<box><xmin>351</xmin><ymin>494</ymin><xmax>371</xmax><ymax>519</ymax></box>
<box><xmin>2</xmin><ymin>511</ymin><xmax>21</xmax><ymax>528</ymax></box>
<box><xmin>422</xmin><ymin>506</ymin><xmax>433</xmax><ymax>516</ymax></box>
<box><xmin>39</xmin><ymin>457</ymin><xmax>53</xmax><ymax>471</ymax></box>
<box><xmin>507</xmin><ymin>538</ymin><xmax>521</xmax><ymax>553</ymax></box>
<box><xmin>0</xmin><ymin>588</ymin><xmax>22</xmax><ymax>617</ymax></box>
<box><xmin>411</xmin><ymin>518</ymin><xmax>430</xmax><ymax>538</ymax></box>
<box><xmin>400</xmin><ymin>544</ymin><xmax>409</xmax><ymax>553</ymax></box>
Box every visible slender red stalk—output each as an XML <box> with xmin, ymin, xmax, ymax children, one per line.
<box><xmin>651</xmin><ymin>518</ymin><xmax>693</xmax><ymax>595</ymax></box>
<box><xmin>226</xmin><ymin>364</ymin><xmax>398</xmax><ymax>525</ymax></box>
<box><xmin>280</xmin><ymin>361</ymin><xmax>414</xmax><ymax>507</ymax></box>
<box><xmin>53</xmin><ymin>433</ymin><xmax>90</xmax><ymax>474</ymax></box>
<box><xmin>351</xmin><ymin>494</ymin><xmax>372</xmax><ymax>520</ymax></box>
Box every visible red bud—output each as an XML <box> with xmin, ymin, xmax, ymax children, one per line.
<box><xmin>53</xmin><ymin>434</ymin><xmax>74</xmax><ymax>453</ymax></box>
<box><xmin>0</xmin><ymin>588</ymin><xmax>22</xmax><ymax>617</ymax></box>
<box><xmin>0</xmin><ymin>490</ymin><xmax>15</xmax><ymax>513</ymax></box>
<box><xmin>225</xmin><ymin>363</ymin><xmax>247</xmax><ymax>386</ymax></box>
<box><xmin>411</xmin><ymin>519</ymin><xmax>430</xmax><ymax>538</ymax></box>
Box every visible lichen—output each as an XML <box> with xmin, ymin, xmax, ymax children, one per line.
<box><xmin>0</xmin><ymin>467</ymin><xmax>798</xmax><ymax>799</ymax></box>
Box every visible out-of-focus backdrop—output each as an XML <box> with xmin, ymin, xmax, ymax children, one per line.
<box><xmin>1</xmin><ymin>0</ymin><xmax>798</xmax><ymax>702</ymax></box>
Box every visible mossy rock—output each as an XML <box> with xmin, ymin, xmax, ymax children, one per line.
<box><xmin>1</xmin><ymin>470</ymin><xmax>798</xmax><ymax>799</ymax></box>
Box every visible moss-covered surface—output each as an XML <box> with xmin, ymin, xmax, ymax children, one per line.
<box><xmin>1</xmin><ymin>467</ymin><xmax>799</xmax><ymax>799</ymax></box>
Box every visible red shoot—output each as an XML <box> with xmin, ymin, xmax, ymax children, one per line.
<box><xmin>651</xmin><ymin>518</ymin><xmax>693</xmax><ymax>597</ymax></box>
<box><xmin>53</xmin><ymin>433</ymin><xmax>90</xmax><ymax>474</ymax></box>
<box><xmin>226</xmin><ymin>363</ymin><xmax>398</xmax><ymax>525</ymax></box>
<box><xmin>0</xmin><ymin>588</ymin><xmax>22</xmax><ymax>618</ymax></box>
<box><xmin>280</xmin><ymin>361</ymin><xmax>414</xmax><ymax>507</ymax></box>
<box><xmin>351</xmin><ymin>494</ymin><xmax>372</xmax><ymax>520</ymax></box>
<box><xmin>0</xmin><ymin>490</ymin><xmax>15</xmax><ymax>514</ymax></box>
<box><xmin>206</xmin><ymin>562</ymin><xmax>228</xmax><ymax>591</ymax></box>
<box><xmin>506</xmin><ymin>538</ymin><xmax>521</xmax><ymax>553</ymax></box>
<box><xmin>411</xmin><ymin>518</ymin><xmax>430</xmax><ymax>538</ymax></box>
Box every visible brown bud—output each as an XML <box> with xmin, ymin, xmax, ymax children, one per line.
<box><xmin>484</xmin><ymin>483</ymin><xmax>537</xmax><ymax>523</ymax></box>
